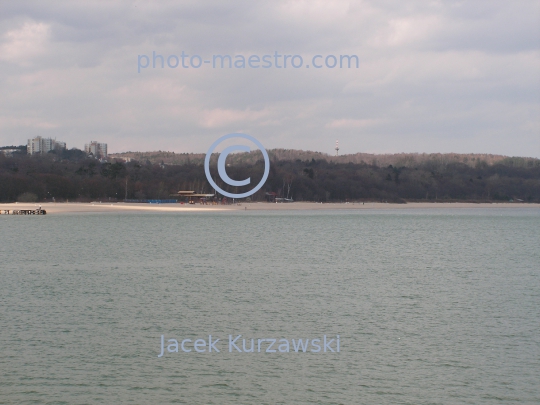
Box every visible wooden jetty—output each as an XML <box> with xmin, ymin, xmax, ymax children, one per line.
<box><xmin>1</xmin><ymin>209</ymin><xmax>47</xmax><ymax>215</ymax></box>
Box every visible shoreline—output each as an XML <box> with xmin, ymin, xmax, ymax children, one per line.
<box><xmin>1</xmin><ymin>201</ymin><xmax>539</xmax><ymax>214</ymax></box>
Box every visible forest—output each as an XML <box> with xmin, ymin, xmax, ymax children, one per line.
<box><xmin>1</xmin><ymin>147</ymin><xmax>539</xmax><ymax>203</ymax></box>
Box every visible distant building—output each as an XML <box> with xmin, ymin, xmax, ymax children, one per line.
<box><xmin>84</xmin><ymin>141</ymin><xmax>108</xmax><ymax>158</ymax></box>
<box><xmin>1</xmin><ymin>149</ymin><xmax>20</xmax><ymax>156</ymax></box>
<box><xmin>27</xmin><ymin>136</ymin><xmax>66</xmax><ymax>155</ymax></box>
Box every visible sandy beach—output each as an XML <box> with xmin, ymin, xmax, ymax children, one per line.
<box><xmin>1</xmin><ymin>201</ymin><xmax>539</xmax><ymax>214</ymax></box>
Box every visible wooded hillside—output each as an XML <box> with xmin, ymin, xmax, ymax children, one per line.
<box><xmin>1</xmin><ymin>148</ymin><xmax>539</xmax><ymax>203</ymax></box>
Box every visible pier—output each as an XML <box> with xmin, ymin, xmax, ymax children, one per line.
<box><xmin>1</xmin><ymin>209</ymin><xmax>47</xmax><ymax>215</ymax></box>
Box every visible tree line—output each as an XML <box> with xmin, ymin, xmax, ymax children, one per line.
<box><xmin>0</xmin><ymin>148</ymin><xmax>539</xmax><ymax>203</ymax></box>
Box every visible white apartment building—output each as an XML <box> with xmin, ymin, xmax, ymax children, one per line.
<box><xmin>84</xmin><ymin>141</ymin><xmax>108</xmax><ymax>158</ymax></box>
<box><xmin>27</xmin><ymin>136</ymin><xmax>67</xmax><ymax>155</ymax></box>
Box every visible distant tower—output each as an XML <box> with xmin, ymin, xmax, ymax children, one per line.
<box><xmin>335</xmin><ymin>140</ymin><xmax>339</xmax><ymax>156</ymax></box>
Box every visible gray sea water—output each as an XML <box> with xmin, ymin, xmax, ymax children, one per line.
<box><xmin>1</xmin><ymin>208</ymin><xmax>539</xmax><ymax>404</ymax></box>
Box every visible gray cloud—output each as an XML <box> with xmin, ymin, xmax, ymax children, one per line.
<box><xmin>0</xmin><ymin>0</ymin><xmax>538</xmax><ymax>157</ymax></box>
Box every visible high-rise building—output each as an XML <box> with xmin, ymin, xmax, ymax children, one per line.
<box><xmin>27</xmin><ymin>136</ymin><xmax>67</xmax><ymax>155</ymax></box>
<box><xmin>84</xmin><ymin>141</ymin><xmax>108</xmax><ymax>158</ymax></box>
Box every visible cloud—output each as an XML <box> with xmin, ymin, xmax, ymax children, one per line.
<box><xmin>0</xmin><ymin>21</ymin><xmax>50</xmax><ymax>64</ymax></box>
<box><xmin>370</xmin><ymin>15</ymin><xmax>442</xmax><ymax>47</ymax></box>
<box><xmin>0</xmin><ymin>115</ymin><xmax>59</xmax><ymax>130</ymax></box>
<box><xmin>326</xmin><ymin>119</ymin><xmax>382</xmax><ymax>129</ymax></box>
<box><xmin>0</xmin><ymin>0</ymin><xmax>538</xmax><ymax>157</ymax></box>
<box><xmin>200</xmin><ymin>108</ymin><xmax>272</xmax><ymax>128</ymax></box>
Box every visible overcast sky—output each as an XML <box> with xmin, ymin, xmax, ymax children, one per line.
<box><xmin>0</xmin><ymin>1</ymin><xmax>539</xmax><ymax>157</ymax></box>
